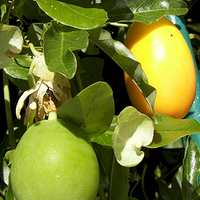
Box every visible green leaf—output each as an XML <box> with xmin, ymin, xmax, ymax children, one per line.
<box><xmin>125</xmin><ymin>0</ymin><xmax>188</xmax><ymax>24</ymax></box>
<box><xmin>95</xmin><ymin>145</ymin><xmax>130</xmax><ymax>200</ymax></box>
<box><xmin>78</xmin><ymin>57</ymin><xmax>104</xmax><ymax>89</ymax></box>
<box><xmin>70</xmin><ymin>57</ymin><xmax>104</xmax><ymax>96</ymax></box>
<box><xmin>43</xmin><ymin>22</ymin><xmax>89</xmax><ymax>79</ymax></box>
<box><xmin>23</xmin><ymin>0</ymin><xmax>51</xmax><ymax>22</ymax></box>
<box><xmin>5</xmin><ymin>174</ymin><xmax>14</xmax><ymax>200</ymax></box>
<box><xmin>83</xmin><ymin>40</ymin><xmax>100</xmax><ymax>55</ymax></box>
<box><xmin>184</xmin><ymin>138</ymin><xmax>200</xmax><ymax>189</ymax></box>
<box><xmin>182</xmin><ymin>138</ymin><xmax>200</xmax><ymax>200</ymax></box>
<box><xmin>102</xmin><ymin>0</ymin><xmax>188</xmax><ymax>24</ymax></box>
<box><xmin>108</xmin><ymin>156</ymin><xmax>130</xmax><ymax>200</ymax></box>
<box><xmin>26</xmin><ymin>23</ymin><xmax>46</xmax><ymax>47</ymax></box>
<box><xmin>34</xmin><ymin>0</ymin><xmax>107</xmax><ymax>29</ymax></box>
<box><xmin>91</xmin><ymin>115</ymin><xmax>117</xmax><ymax>147</ymax></box>
<box><xmin>3</xmin><ymin>159</ymin><xmax>10</xmax><ymax>185</ymax></box>
<box><xmin>148</xmin><ymin>114</ymin><xmax>200</xmax><ymax>148</ymax></box>
<box><xmin>0</xmin><ymin>54</ymin><xmax>13</xmax><ymax>69</ymax></box>
<box><xmin>4</xmin><ymin>60</ymin><xmax>29</xmax><ymax>91</ymax></box>
<box><xmin>113</xmin><ymin>106</ymin><xmax>154</xmax><ymax>167</ymax></box>
<box><xmin>0</xmin><ymin>24</ymin><xmax>23</xmax><ymax>68</ymax></box>
<box><xmin>101</xmin><ymin>0</ymin><xmax>133</xmax><ymax>22</ymax></box>
<box><xmin>88</xmin><ymin>28</ymin><xmax>156</xmax><ymax>112</ymax></box>
<box><xmin>0</xmin><ymin>24</ymin><xmax>23</xmax><ymax>54</ymax></box>
<box><xmin>57</xmin><ymin>81</ymin><xmax>114</xmax><ymax>137</ymax></box>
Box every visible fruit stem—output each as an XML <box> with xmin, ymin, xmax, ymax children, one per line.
<box><xmin>3</xmin><ymin>70</ymin><xmax>16</xmax><ymax>150</ymax></box>
<box><xmin>48</xmin><ymin>111</ymin><xmax>57</xmax><ymax>120</ymax></box>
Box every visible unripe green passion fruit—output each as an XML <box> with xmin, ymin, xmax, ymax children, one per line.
<box><xmin>11</xmin><ymin>119</ymin><xmax>100</xmax><ymax>200</ymax></box>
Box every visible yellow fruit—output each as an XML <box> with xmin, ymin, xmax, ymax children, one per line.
<box><xmin>124</xmin><ymin>16</ymin><xmax>196</xmax><ymax>119</ymax></box>
<box><xmin>11</xmin><ymin>119</ymin><xmax>100</xmax><ymax>200</ymax></box>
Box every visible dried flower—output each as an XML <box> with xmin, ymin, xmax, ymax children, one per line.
<box><xmin>16</xmin><ymin>46</ymin><xmax>71</xmax><ymax>126</ymax></box>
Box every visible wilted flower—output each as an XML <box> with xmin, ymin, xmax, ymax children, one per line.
<box><xmin>16</xmin><ymin>47</ymin><xmax>71</xmax><ymax>126</ymax></box>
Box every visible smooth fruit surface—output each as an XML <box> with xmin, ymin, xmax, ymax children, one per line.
<box><xmin>11</xmin><ymin>119</ymin><xmax>100</xmax><ymax>200</ymax></box>
<box><xmin>124</xmin><ymin>16</ymin><xmax>196</xmax><ymax>119</ymax></box>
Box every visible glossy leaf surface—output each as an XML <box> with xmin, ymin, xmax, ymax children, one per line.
<box><xmin>102</xmin><ymin>0</ymin><xmax>188</xmax><ymax>24</ymax></box>
<box><xmin>149</xmin><ymin>114</ymin><xmax>200</xmax><ymax>148</ymax></box>
<box><xmin>57</xmin><ymin>81</ymin><xmax>114</xmax><ymax>137</ymax></box>
<box><xmin>35</xmin><ymin>0</ymin><xmax>107</xmax><ymax>29</ymax></box>
<box><xmin>126</xmin><ymin>0</ymin><xmax>188</xmax><ymax>24</ymax></box>
<box><xmin>43</xmin><ymin>22</ymin><xmax>89</xmax><ymax>79</ymax></box>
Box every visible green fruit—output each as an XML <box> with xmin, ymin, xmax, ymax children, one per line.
<box><xmin>11</xmin><ymin>119</ymin><xmax>100</xmax><ymax>200</ymax></box>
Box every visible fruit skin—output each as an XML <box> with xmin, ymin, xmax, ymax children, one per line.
<box><xmin>124</xmin><ymin>16</ymin><xmax>196</xmax><ymax>119</ymax></box>
<box><xmin>11</xmin><ymin>119</ymin><xmax>100</xmax><ymax>200</ymax></box>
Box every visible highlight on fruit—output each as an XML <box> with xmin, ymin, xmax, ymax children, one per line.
<box><xmin>124</xmin><ymin>16</ymin><xmax>196</xmax><ymax>119</ymax></box>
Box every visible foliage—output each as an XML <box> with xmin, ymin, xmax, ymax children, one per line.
<box><xmin>0</xmin><ymin>0</ymin><xmax>200</xmax><ymax>199</ymax></box>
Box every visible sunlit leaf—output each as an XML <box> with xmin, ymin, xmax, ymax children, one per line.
<box><xmin>181</xmin><ymin>138</ymin><xmax>200</xmax><ymax>199</ymax></box>
<box><xmin>148</xmin><ymin>114</ymin><xmax>200</xmax><ymax>148</ymax></box>
<box><xmin>43</xmin><ymin>22</ymin><xmax>89</xmax><ymax>79</ymax></box>
<box><xmin>101</xmin><ymin>0</ymin><xmax>133</xmax><ymax>22</ymax></box>
<box><xmin>91</xmin><ymin>115</ymin><xmax>117</xmax><ymax>147</ymax></box>
<box><xmin>35</xmin><ymin>0</ymin><xmax>107</xmax><ymax>29</ymax></box>
<box><xmin>0</xmin><ymin>24</ymin><xmax>23</xmax><ymax>68</ymax></box>
<box><xmin>125</xmin><ymin>0</ymin><xmax>188</xmax><ymax>24</ymax></box>
<box><xmin>4</xmin><ymin>60</ymin><xmax>29</xmax><ymax>91</ymax></box>
<box><xmin>57</xmin><ymin>81</ymin><xmax>114</xmax><ymax>137</ymax></box>
<box><xmin>3</xmin><ymin>159</ymin><xmax>10</xmax><ymax>185</ymax></box>
<box><xmin>184</xmin><ymin>138</ymin><xmax>200</xmax><ymax>189</ymax></box>
<box><xmin>102</xmin><ymin>0</ymin><xmax>188</xmax><ymax>24</ymax></box>
<box><xmin>0</xmin><ymin>54</ymin><xmax>13</xmax><ymax>69</ymax></box>
<box><xmin>113</xmin><ymin>106</ymin><xmax>154</xmax><ymax>167</ymax></box>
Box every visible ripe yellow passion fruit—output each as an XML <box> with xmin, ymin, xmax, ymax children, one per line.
<box><xmin>124</xmin><ymin>16</ymin><xmax>196</xmax><ymax>119</ymax></box>
<box><xmin>11</xmin><ymin>119</ymin><xmax>100</xmax><ymax>200</ymax></box>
